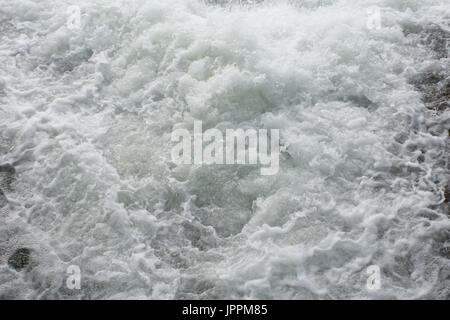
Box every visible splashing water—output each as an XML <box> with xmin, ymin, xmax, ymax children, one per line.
<box><xmin>0</xmin><ymin>0</ymin><xmax>449</xmax><ymax>299</ymax></box>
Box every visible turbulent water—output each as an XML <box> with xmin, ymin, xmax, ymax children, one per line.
<box><xmin>0</xmin><ymin>0</ymin><xmax>449</xmax><ymax>299</ymax></box>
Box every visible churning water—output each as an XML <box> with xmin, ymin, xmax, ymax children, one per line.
<box><xmin>0</xmin><ymin>0</ymin><xmax>449</xmax><ymax>299</ymax></box>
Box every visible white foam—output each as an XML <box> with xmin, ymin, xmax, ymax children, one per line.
<box><xmin>0</xmin><ymin>0</ymin><xmax>448</xmax><ymax>299</ymax></box>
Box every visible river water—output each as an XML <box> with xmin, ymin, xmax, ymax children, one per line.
<box><xmin>0</xmin><ymin>0</ymin><xmax>448</xmax><ymax>299</ymax></box>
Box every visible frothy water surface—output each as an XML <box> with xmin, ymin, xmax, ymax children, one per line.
<box><xmin>0</xmin><ymin>0</ymin><xmax>449</xmax><ymax>299</ymax></box>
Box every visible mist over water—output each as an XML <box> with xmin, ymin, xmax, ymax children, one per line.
<box><xmin>0</xmin><ymin>0</ymin><xmax>449</xmax><ymax>299</ymax></box>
